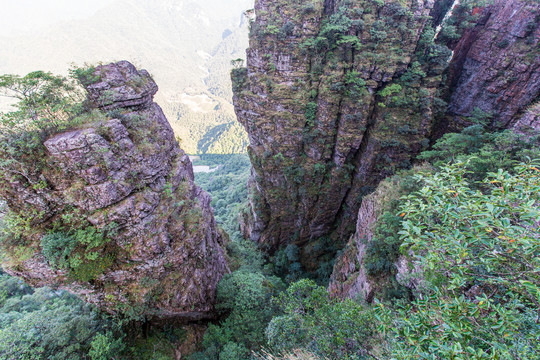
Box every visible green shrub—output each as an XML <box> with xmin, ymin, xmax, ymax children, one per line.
<box><xmin>376</xmin><ymin>160</ymin><xmax>540</xmax><ymax>359</ymax></box>
<box><xmin>231</xmin><ymin>68</ymin><xmax>248</xmax><ymax>93</ymax></box>
<box><xmin>40</xmin><ymin>227</ymin><xmax>114</xmax><ymax>282</ymax></box>
<box><xmin>267</xmin><ymin>279</ymin><xmax>379</xmax><ymax>359</ymax></box>
<box><xmin>0</xmin><ymin>283</ymin><xmax>123</xmax><ymax>360</ymax></box>
<box><xmin>89</xmin><ymin>332</ymin><xmax>125</xmax><ymax>360</ymax></box>
<box><xmin>191</xmin><ymin>240</ymin><xmax>285</xmax><ymax>360</ymax></box>
<box><xmin>304</xmin><ymin>102</ymin><xmax>317</xmax><ymax>126</ymax></box>
<box><xmin>41</xmin><ymin>232</ymin><xmax>78</xmax><ymax>269</ymax></box>
<box><xmin>419</xmin><ymin>126</ymin><xmax>540</xmax><ymax>182</ymax></box>
<box><xmin>378</xmin><ymin>83</ymin><xmax>402</xmax><ymax>97</ymax></box>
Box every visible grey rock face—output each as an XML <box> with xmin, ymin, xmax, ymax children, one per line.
<box><xmin>0</xmin><ymin>61</ymin><xmax>228</xmax><ymax>320</ymax></box>
<box><xmin>86</xmin><ymin>60</ymin><xmax>159</xmax><ymax>111</ymax></box>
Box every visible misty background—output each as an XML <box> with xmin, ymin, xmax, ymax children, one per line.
<box><xmin>0</xmin><ymin>0</ymin><xmax>253</xmax><ymax>154</ymax></box>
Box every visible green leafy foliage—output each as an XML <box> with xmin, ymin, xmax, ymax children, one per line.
<box><xmin>376</xmin><ymin>161</ymin><xmax>540</xmax><ymax>359</ymax></box>
<box><xmin>191</xmin><ymin>240</ymin><xmax>285</xmax><ymax>360</ymax></box>
<box><xmin>40</xmin><ymin>227</ymin><xmax>114</xmax><ymax>282</ymax></box>
<box><xmin>0</xmin><ymin>271</ymin><xmax>32</xmax><ymax>306</ymax></box>
<box><xmin>378</xmin><ymin>84</ymin><xmax>402</xmax><ymax>98</ymax></box>
<box><xmin>419</xmin><ymin>126</ymin><xmax>540</xmax><ymax>181</ymax></box>
<box><xmin>231</xmin><ymin>67</ymin><xmax>248</xmax><ymax>95</ymax></box>
<box><xmin>267</xmin><ymin>279</ymin><xmax>379</xmax><ymax>359</ymax></box>
<box><xmin>304</xmin><ymin>102</ymin><xmax>317</xmax><ymax>126</ymax></box>
<box><xmin>194</xmin><ymin>154</ymin><xmax>250</xmax><ymax>240</ymax></box>
<box><xmin>364</xmin><ymin>127</ymin><xmax>540</xmax><ymax>293</ymax></box>
<box><xmin>0</xmin><ymin>274</ymin><xmax>124</xmax><ymax>360</ymax></box>
<box><xmin>41</xmin><ymin>232</ymin><xmax>78</xmax><ymax>269</ymax></box>
<box><xmin>437</xmin><ymin>0</ymin><xmax>489</xmax><ymax>46</ymax></box>
<box><xmin>89</xmin><ymin>332</ymin><xmax>125</xmax><ymax>360</ymax></box>
<box><xmin>0</xmin><ymin>67</ymin><xmax>104</xmax><ymax>211</ymax></box>
<box><xmin>0</xmin><ymin>70</ymin><xmax>86</xmax><ymax>130</ymax></box>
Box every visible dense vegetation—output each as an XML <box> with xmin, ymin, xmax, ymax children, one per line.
<box><xmin>0</xmin><ymin>0</ymin><xmax>539</xmax><ymax>356</ymax></box>
<box><xmin>188</xmin><ymin>124</ymin><xmax>540</xmax><ymax>360</ymax></box>
<box><xmin>193</xmin><ymin>154</ymin><xmax>251</xmax><ymax>240</ymax></box>
<box><xmin>378</xmin><ymin>160</ymin><xmax>540</xmax><ymax>359</ymax></box>
<box><xmin>0</xmin><ymin>270</ymin><xmax>124</xmax><ymax>360</ymax></box>
<box><xmin>0</xmin><ymin>68</ymin><xmax>539</xmax><ymax>359</ymax></box>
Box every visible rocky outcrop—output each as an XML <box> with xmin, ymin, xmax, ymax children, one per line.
<box><xmin>233</xmin><ymin>0</ymin><xmax>447</xmax><ymax>271</ymax></box>
<box><xmin>442</xmin><ymin>0</ymin><xmax>540</xmax><ymax>130</ymax></box>
<box><xmin>328</xmin><ymin>189</ymin><xmax>380</xmax><ymax>301</ymax></box>
<box><xmin>514</xmin><ymin>101</ymin><xmax>540</xmax><ymax>132</ymax></box>
<box><xmin>328</xmin><ymin>174</ymin><xmax>425</xmax><ymax>301</ymax></box>
<box><xmin>0</xmin><ymin>61</ymin><xmax>228</xmax><ymax>320</ymax></box>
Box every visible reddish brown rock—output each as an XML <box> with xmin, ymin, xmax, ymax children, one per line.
<box><xmin>328</xmin><ymin>189</ymin><xmax>380</xmax><ymax>301</ymax></box>
<box><xmin>330</xmin><ymin>0</ymin><xmax>540</xmax><ymax>302</ymax></box>
<box><xmin>0</xmin><ymin>61</ymin><xmax>228</xmax><ymax>320</ymax></box>
<box><xmin>444</xmin><ymin>0</ymin><xmax>540</xmax><ymax>130</ymax></box>
<box><xmin>235</xmin><ymin>0</ymin><xmax>539</xmax><ymax>291</ymax></box>
<box><xmin>233</xmin><ymin>0</ymin><xmax>443</xmax><ymax>271</ymax></box>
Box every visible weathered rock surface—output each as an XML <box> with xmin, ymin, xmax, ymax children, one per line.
<box><xmin>328</xmin><ymin>189</ymin><xmax>380</xmax><ymax>302</ymax></box>
<box><xmin>234</xmin><ymin>0</ymin><xmax>539</xmax><ymax>291</ymax></box>
<box><xmin>443</xmin><ymin>0</ymin><xmax>540</xmax><ymax>130</ymax></box>
<box><xmin>86</xmin><ymin>61</ymin><xmax>159</xmax><ymax>111</ymax></box>
<box><xmin>0</xmin><ymin>61</ymin><xmax>228</xmax><ymax>320</ymax></box>
<box><xmin>330</xmin><ymin>0</ymin><xmax>540</xmax><ymax>301</ymax></box>
<box><xmin>328</xmin><ymin>175</ymin><xmax>425</xmax><ymax>301</ymax></box>
<box><xmin>233</xmin><ymin>0</ymin><xmax>445</xmax><ymax>271</ymax></box>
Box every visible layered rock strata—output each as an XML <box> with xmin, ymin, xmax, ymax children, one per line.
<box><xmin>442</xmin><ymin>0</ymin><xmax>540</xmax><ymax>131</ymax></box>
<box><xmin>0</xmin><ymin>61</ymin><xmax>228</xmax><ymax>320</ymax></box>
<box><xmin>234</xmin><ymin>0</ymin><xmax>540</xmax><ymax>280</ymax></box>
<box><xmin>330</xmin><ymin>0</ymin><xmax>540</xmax><ymax>300</ymax></box>
<box><xmin>233</xmin><ymin>0</ymin><xmax>447</xmax><ymax>270</ymax></box>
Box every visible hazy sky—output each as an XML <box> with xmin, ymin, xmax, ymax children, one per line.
<box><xmin>0</xmin><ymin>0</ymin><xmax>116</xmax><ymax>36</ymax></box>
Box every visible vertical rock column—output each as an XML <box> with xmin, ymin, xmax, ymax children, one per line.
<box><xmin>233</xmin><ymin>0</ymin><xmax>444</xmax><ymax>270</ymax></box>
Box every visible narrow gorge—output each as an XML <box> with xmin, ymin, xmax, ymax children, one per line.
<box><xmin>0</xmin><ymin>0</ymin><xmax>539</xmax><ymax>358</ymax></box>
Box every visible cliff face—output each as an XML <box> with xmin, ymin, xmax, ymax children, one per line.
<box><xmin>234</xmin><ymin>0</ymin><xmax>540</xmax><ymax>282</ymax></box>
<box><xmin>233</xmin><ymin>0</ymin><xmax>448</xmax><ymax>270</ymax></box>
<box><xmin>0</xmin><ymin>61</ymin><xmax>228</xmax><ymax>320</ymax></box>
<box><xmin>329</xmin><ymin>0</ymin><xmax>540</xmax><ymax>300</ymax></box>
<box><xmin>328</xmin><ymin>174</ymin><xmax>424</xmax><ymax>301</ymax></box>
<box><xmin>442</xmin><ymin>0</ymin><xmax>540</xmax><ymax>131</ymax></box>
<box><xmin>328</xmin><ymin>187</ymin><xmax>380</xmax><ymax>301</ymax></box>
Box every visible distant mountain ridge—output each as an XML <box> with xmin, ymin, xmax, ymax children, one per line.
<box><xmin>0</xmin><ymin>0</ymin><xmax>253</xmax><ymax>154</ymax></box>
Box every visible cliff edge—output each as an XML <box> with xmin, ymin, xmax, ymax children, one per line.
<box><xmin>0</xmin><ymin>61</ymin><xmax>229</xmax><ymax>320</ymax></box>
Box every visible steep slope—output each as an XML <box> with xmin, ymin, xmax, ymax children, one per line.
<box><xmin>440</xmin><ymin>0</ymin><xmax>540</xmax><ymax>131</ymax></box>
<box><xmin>233</xmin><ymin>0</ymin><xmax>448</xmax><ymax>270</ymax></box>
<box><xmin>233</xmin><ymin>0</ymin><xmax>540</xmax><ymax>277</ymax></box>
<box><xmin>330</xmin><ymin>0</ymin><xmax>540</xmax><ymax>300</ymax></box>
<box><xmin>0</xmin><ymin>61</ymin><xmax>228</xmax><ymax>320</ymax></box>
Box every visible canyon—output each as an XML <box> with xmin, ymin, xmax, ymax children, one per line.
<box><xmin>0</xmin><ymin>1</ymin><xmax>539</xmax><ymax>357</ymax></box>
